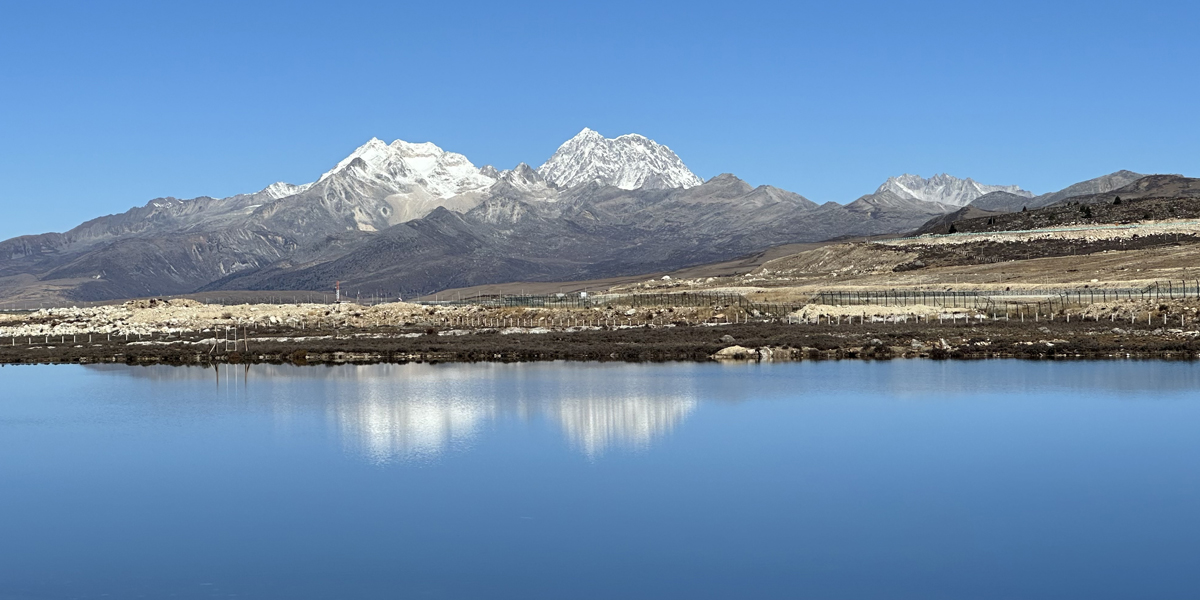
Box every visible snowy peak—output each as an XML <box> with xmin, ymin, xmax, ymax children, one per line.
<box><xmin>500</xmin><ymin>163</ymin><xmax>546</xmax><ymax>187</ymax></box>
<box><xmin>317</xmin><ymin>137</ymin><xmax>496</xmax><ymax>198</ymax></box>
<box><xmin>877</xmin><ymin>173</ymin><xmax>1032</xmax><ymax>207</ymax></box>
<box><xmin>494</xmin><ymin>163</ymin><xmax>557</xmax><ymax>198</ymax></box>
<box><xmin>318</xmin><ymin>137</ymin><xmax>389</xmax><ymax>182</ymax></box>
<box><xmin>260</xmin><ymin>181</ymin><xmax>312</xmax><ymax>200</ymax></box>
<box><xmin>573</xmin><ymin>127</ymin><xmax>604</xmax><ymax>141</ymax></box>
<box><xmin>537</xmin><ymin>128</ymin><xmax>703</xmax><ymax>190</ymax></box>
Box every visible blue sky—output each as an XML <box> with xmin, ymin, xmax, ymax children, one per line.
<box><xmin>1</xmin><ymin>0</ymin><xmax>1197</xmax><ymax>240</ymax></box>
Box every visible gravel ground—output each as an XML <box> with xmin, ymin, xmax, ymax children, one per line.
<box><xmin>4</xmin><ymin>303</ymin><xmax>1200</xmax><ymax>366</ymax></box>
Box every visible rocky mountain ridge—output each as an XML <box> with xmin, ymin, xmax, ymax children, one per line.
<box><xmin>915</xmin><ymin>175</ymin><xmax>1200</xmax><ymax>236</ymax></box>
<box><xmin>0</xmin><ymin>128</ymin><xmax>1158</xmax><ymax>302</ymax></box>
<box><xmin>877</xmin><ymin>173</ymin><xmax>1032</xmax><ymax>207</ymax></box>
<box><xmin>969</xmin><ymin>170</ymin><xmax>1144</xmax><ymax>212</ymax></box>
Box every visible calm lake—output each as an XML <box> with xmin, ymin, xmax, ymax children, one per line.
<box><xmin>2</xmin><ymin>360</ymin><xmax>1200</xmax><ymax>599</ymax></box>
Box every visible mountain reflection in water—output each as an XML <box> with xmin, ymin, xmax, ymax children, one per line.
<box><xmin>334</xmin><ymin>393</ymin><xmax>494</xmax><ymax>463</ymax></box>
<box><xmin>13</xmin><ymin>360</ymin><xmax>1200</xmax><ymax>599</ymax></box>
<box><xmin>86</xmin><ymin>362</ymin><xmax>698</xmax><ymax>462</ymax></box>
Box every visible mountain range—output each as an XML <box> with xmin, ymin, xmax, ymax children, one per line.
<box><xmin>968</xmin><ymin>170</ymin><xmax>1145</xmax><ymax>212</ymax></box>
<box><xmin>0</xmin><ymin>129</ymin><xmax>1153</xmax><ymax>301</ymax></box>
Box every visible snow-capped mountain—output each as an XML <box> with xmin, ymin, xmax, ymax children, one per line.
<box><xmin>497</xmin><ymin>163</ymin><xmax>556</xmax><ymax>196</ymax></box>
<box><xmin>245</xmin><ymin>131</ymin><xmax>704</xmax><ymax>232</ymax></box>
<box><xmin>537</xmin><ymin>128</ymin><xmax>703</xmax><ymax>190</ymax></box>
<box><xmin>317</xmin><ymin>137</ymin><xmax>497</xmax><ymax>198</ymax></box>
<box><xmin>254</xmin><ymin>130</ymin><xmax>702</xmax><ymax>224</ymax></box>
<box><xmin>248</xmin><ymin>137</ymin><xmax>503</xmax><ymax>233</ymax></box>
<box><xmin>5</xmin><ymin>122</ymin><xmax>1156</xmax><ymax>305</ymax></box>
<box><xmin>260</xmin><ymin>181</ymin><xmax>313</xmax><ymax>200</ymax></box>
<box><xmin>877</xmin><ymin>173</ymin><xmax>1032</xmax><ymax>207</ymax></box>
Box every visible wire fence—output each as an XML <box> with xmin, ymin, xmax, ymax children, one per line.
<box><xmin>805</xmin><ymin>280</ymin><xmax>1200</xmax><ymax>317</ymax></box>
<box><xmin>812</xmin><ymin>281</ymin><xmax>1200</xmax><ymax>308</ymax></box>
<box><xmin>5</xmin><ymin>280</ymin><xmax>1200</xmax><ymax>318</ymax></box>
<box><xmin>417</xmin><ymin>280</ymin><xmax>1200</xmax><ymax>320</ymax></box>
<box><xmin>810</xmin><ymin>290</ymin><xmax>995</xmax><ymax>309</ymax></box>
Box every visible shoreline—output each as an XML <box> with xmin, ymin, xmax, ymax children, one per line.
<box><xmin>4</xmin><ymin>320</ymin><xmax>1198</xmax><ymax>367</ymax></box>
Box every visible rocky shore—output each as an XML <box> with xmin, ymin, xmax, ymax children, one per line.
<box><xmin>3</xmin><ymin>298</ymin><xmax>1200</xmax><ymax>366</ymax></box>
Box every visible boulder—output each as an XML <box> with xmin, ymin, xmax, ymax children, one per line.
<box><xmin>713</xmin><ymin>345</ymin><xmax>755</xmax><ymax>360</ymax></box>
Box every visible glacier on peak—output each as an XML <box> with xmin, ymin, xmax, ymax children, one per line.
<box><xmin>315</xmin><ymin>137</ymin><xmax>497</xmax><ymax>199</ymax></box>
<box><xmin>877</xmin><ymin>173</ymin><xmax>1033</xmax><ymax>207</ymax></box>
<box><xmin>290</xmin><ymin>128</ymin><xmax>701</xmax><ymax>203</ymax></box>
<box><xmin>537</xmin><ymin>128</ymin><xmax>703</xmax><ymax>191</ymax></box>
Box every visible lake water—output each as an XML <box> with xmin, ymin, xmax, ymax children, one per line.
<box><xmin>2</xmin><ymin>360</ymin><xmax>1200</xmax><ymax>599</ymax></box>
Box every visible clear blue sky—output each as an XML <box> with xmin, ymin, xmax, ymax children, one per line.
<box><xmin>1</xmin><ymin>0</ymin><xmax>1197</xmax><ymax>240</ymax></box>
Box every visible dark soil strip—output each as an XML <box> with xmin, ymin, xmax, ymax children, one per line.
<box><xmin>2</xmin><ymin>320</ymin><xmax>1197</xmax><ymax>367</ymax></box>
